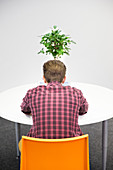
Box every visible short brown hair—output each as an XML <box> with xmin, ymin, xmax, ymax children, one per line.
<box><xmin>43</xmin><ymin>60</ymin><xmax>66</xmax><ymax>83</ymax></box>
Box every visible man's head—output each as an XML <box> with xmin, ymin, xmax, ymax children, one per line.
<box><xmin>43</xmin><ymin>60</ymin><xmax>66</xmax><ymax>84</ymax></box>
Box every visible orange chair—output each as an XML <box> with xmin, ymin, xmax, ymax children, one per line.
<box><xmin>20</xmin><ymin>134</ymin><xmax>90</xmax><ymax>170</ymax></box>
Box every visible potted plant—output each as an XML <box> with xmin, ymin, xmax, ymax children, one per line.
<box><xmin>38</xmin><ymin>26</ymin><xmax>76</xmax><ymax>60</ymax></box>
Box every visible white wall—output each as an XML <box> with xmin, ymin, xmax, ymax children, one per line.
<box><xmin>0</xmin><ymin>0</ymin><xmax>113</xmax><ymax>91</ymax></box>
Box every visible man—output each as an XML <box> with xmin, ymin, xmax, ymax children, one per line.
<box><xmin>20</xmin><ymin>60</ymin><xmax>88</xmax><ymax>139</ymax></box>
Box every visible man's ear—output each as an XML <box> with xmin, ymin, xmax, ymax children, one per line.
<box><xmin>43</xmin><ymin>75</ymin><xmax>47</xmax><ymax>84</ymax></box>
<box><xmin>62</xmin><ymin>76</ymin><xmax>66</xmax><ymax>84</ymax></box>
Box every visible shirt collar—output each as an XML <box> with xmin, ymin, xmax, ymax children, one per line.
<box><xmin>47</xmin><ymin>81</ymin><xmax>63</xmax><ymax>87</ymax></box>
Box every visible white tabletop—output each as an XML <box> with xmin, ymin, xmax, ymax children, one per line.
<box><xmin>0</xmin><ymin>82</ymin><xmax>113</xmax><ymax>126</ymax></box>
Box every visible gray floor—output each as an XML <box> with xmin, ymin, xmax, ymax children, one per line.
<box><xmin>0</xmin><ymin>117</ymin><xmax>113</xmax><ymax>170</ymax></box>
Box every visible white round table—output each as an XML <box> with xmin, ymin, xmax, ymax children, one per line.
<box><xmin>0</xmin><ymin>82</ymin><xmax>113</xmax><ymax>170</ymax></box>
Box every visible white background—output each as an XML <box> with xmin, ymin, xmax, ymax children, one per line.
<box><xmin>0</xmin><ymin>0</ymin><xmax>113</xmax><ymax>92</ymax></box>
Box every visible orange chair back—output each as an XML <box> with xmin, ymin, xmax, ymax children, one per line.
<box><xmin>20</xmin><ymin>134</ymin><xmax>90</xmax><ymax>170</ymax></box>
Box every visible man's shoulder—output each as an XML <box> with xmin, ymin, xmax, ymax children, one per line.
<box><xmin>71</xmin><ymin>86</ymin><xmax>82</xmax><ymax>94</ymax></box>
<box><xmin>62</xmin><ymin>85</ymin><xmax>81</xmax><ymax>94</ymax></box>
<box><xmin>27</xmin><ymin>85</ymin><xmax>46</xmax><ymax>93</ymax></box>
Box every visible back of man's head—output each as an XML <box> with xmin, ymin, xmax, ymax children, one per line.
<box><xmin>43</xmin><ymin>60</ymin><xmax>66</xmax><ymax>83</ymax></box>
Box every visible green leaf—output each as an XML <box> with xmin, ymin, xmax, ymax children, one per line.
<box><xmin>38</xmin><ymin>48</ymin><xmax>45</xmax><ymax>54</ymax></box>
<box><xmin>53</xmin><ymin>25</ymin><xmax>57</xmax><ymax>29</ymax></box>
<box><xmin>64</xmin><ymin>51</ymin><xmax>69</xmax><ymax>55</ymax></box>
<box><xmin>71</xmin><ymin>40</ymin><xmax>76</xmax><ymax>44</ymax></box>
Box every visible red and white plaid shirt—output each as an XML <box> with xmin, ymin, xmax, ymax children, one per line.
<box><xmin>21</xmin><ymin>81</ymin><xmax>88</xmax><ymax>139</ymax></box>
